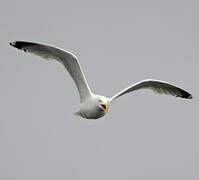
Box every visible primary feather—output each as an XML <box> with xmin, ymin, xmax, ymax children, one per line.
<box><xmin>110</xmin><ymin>79</ymin><xmax>193</xmax><ymax>101</ymax></box>
<box><xmin>10</xmin><ymin>41</ymin><xmax>91</xmax><ymax>102</ymax></box>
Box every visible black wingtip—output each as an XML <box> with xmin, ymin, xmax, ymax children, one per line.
<box><xmin>9</xmin><ymin>41</ymin><xmax>37</xmax><ymax>51</ymax></box>
<box><xmin>188</xmin><ymin>94</ymin><xmax>193</xmax><ymax>99</ymax></box>
<box><xmin>180</xmin><ymin>89</ymin><xmax>193</xmax><ymax>99</ymax></box>
<box><xmin>9</xmin><ymin>41</ymin><xmax>24</xmax><ymax>50</ymax></box>
<box><xmin>9</xmin><ymin>41</ymin><xmax>16</xmax><ymax>47</ymax></box>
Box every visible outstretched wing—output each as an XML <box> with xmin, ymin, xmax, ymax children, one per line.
<box><xmin>10</xmin><ymin>41</ymin><xmax>91</xmax><ymax>102</ymax></box>
<box><xmin>110</xmin><ymin>79</ymin><xmax>193</xmax><ymax>101</ymax></box>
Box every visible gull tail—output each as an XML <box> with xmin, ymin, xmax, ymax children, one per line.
<box><xmin>74</xmin><ymin>111</ymin><xmax>81</xmax><ymax>117</ymax></box>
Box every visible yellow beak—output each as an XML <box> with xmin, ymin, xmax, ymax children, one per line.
<box><xmin>100</xmin><ymin>104</ymin><xmax>107</xmax><ymax>112</ymax></box>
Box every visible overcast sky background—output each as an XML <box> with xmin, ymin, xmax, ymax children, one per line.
<box><xmin>0</xmin><ymin>0</ymin><xmax>198</xmax><ymax>180</ymax></box>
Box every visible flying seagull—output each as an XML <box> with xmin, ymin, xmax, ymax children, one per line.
<box><xmin>10</xmin><ymin>41</ymin><xmax>193</xmax><ymax>119</ymax></box>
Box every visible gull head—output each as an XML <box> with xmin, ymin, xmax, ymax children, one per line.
<box><xmin>76</xmin><ymin>94</ymin><xmax>110</xmax><ymax>119</ymax></box>
<box><xmin>96</xmin><ymin>95</ymin><xmax>110</xmax><ymax>114</ymax></box>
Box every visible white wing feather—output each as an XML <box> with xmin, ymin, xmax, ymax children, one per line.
<box><xmin>10</xmin><ymin>41</ymin><xmax>91</xmax><ymax>102</ymax></box>
<box><xmin>110</xmin><ymin>79</ymin><xmax>192</xmax><ymax>101</ymax></box>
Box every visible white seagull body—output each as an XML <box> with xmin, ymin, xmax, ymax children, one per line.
<box><xmin>10</xmin><ymin>41</ymin><xmax>193</xmax><ymax>119</ymax></box>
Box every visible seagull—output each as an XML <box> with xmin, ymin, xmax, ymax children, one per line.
<box><xmin>10</xmin><ymin>41</ymin><xmax>193</xmax><ymax>119</ymax></box>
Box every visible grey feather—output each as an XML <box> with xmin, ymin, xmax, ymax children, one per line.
<box><xmin>10</xmin><ymin>41</ymin><xmax>91</xmax><ymax>102</ymax></box>
<box><xmin>111</xmin><ymin>79</ymin><xmax>193</xmax><ymax>101</ymax></box>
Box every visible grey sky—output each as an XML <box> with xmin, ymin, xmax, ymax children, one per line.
<box><xmin>0</xmin><ymin>0</ymin><xmax>198</xmax><ymax>179</ymax></box>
